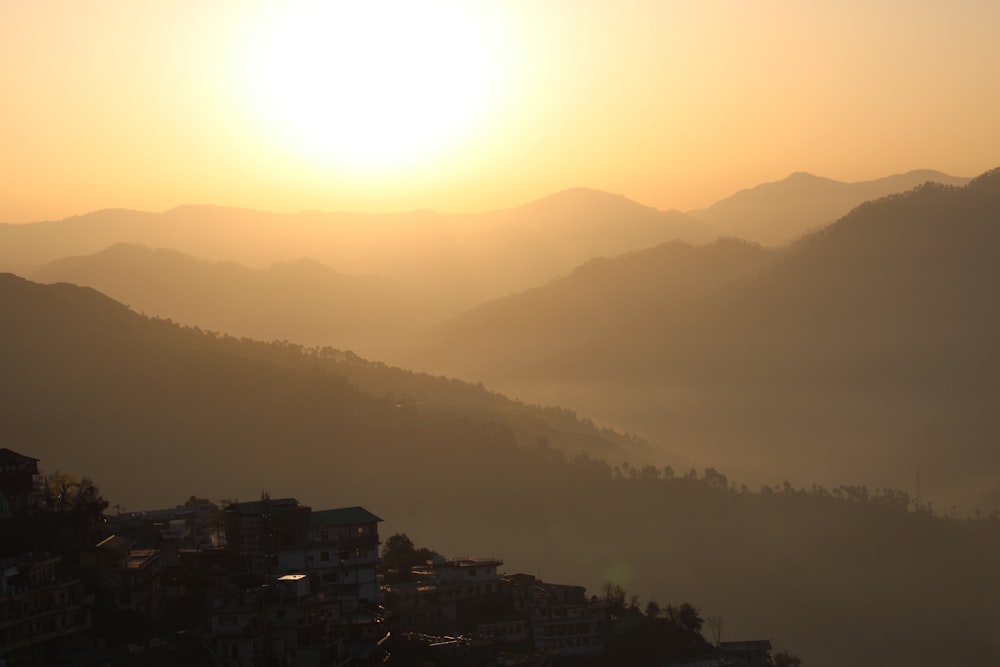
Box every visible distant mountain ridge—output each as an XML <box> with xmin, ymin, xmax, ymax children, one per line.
<box><xmin>28</xmin><ymin>243</ymin><xmax>428</xmax><ymax>354</ymax></box>
<box><xmin>1</xmin><ymin>168</ymin><xmax>969</xmax><ymax>358</ymax></box>
<box><xmin>0</xmin><ymin>190</ymin><xmax>715</xmax><ymax>317</ymax></box>
<box><xmin>686</xmin><ymin>168</ymin><xmax>970</xmax><ymax>245</ymax></box>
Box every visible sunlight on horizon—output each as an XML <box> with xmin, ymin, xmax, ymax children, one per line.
<box><xmin>0</xmin><ymin>0</ymin><xmax>998</xmax><ymax>221</ymax></box>
<box><xmin>235</xmin><ymin>1</ymin><xmax>515</xmax><ymax>172</ymax></box>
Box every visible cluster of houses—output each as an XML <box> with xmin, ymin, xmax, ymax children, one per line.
<box><xmin>1</xmin><ymin>448</ymin><xmax>776</xmax><ymax>666</ymax></box>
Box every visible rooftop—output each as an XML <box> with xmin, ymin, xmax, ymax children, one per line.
<box><xmin>434</xmin><ymin>557</ymin><xmax>503</xmax><ymax>568</ymax></box>
<box><xmin>126</xmin><ymin>549</ymin><xmax>159</xmax><ymax>569</ymax></box>
<box><xmin>0</xmin><ymin>448</ymin><xmax>39</xmax><ymax>464</ymax></box>
<box><xmin>95</xmin><ymin>535</ymin><xmax>134</xmax><ymax>552</ymax></box>
<box><xmin>224</xmin><ymin>497</ymin><xmax>301</xmax><ymax>515</ymax></box>
<box><xmin>310</xmin><ymin>506</ymin><xmax>382</xmax><ymax>526</ymax></box>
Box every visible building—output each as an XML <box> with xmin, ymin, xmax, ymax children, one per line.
<box><xmin>80</xmin><ymin>535</ymin><xmax>162</xmax><ymax>619</ymax></box>
<box><xmin>0</xmin><ymin>554</ymin><xmax>92</xmax><ymax>657</ymax></box>
<box><xmin>285</xmin><ymin>506</ymin><xmax>384</xmax><ymax>662</ymax></box>
<box><xmin>508</xmin><ymin>577</ymin><xmax>605</xmax><ymax>656</ymax></box>
<box><xmin>218</xmin><ymin>500</ymin><xmax>386</xmax><ymax>663</ymax></box>
<box><xmin>0</xmin><ymin>448</ymin><xmax>39</xmax><ymax>517</ymax></box>
<box><xmin>383</xmin><ymin>558</ymin><xmax>607</xmax><ymax>659</ymax></box>
<box><xmin>222</xmin><ymin>495</ymin><xmax>311</xmax><ymax>576</ymax></box>
<box><xmin>209</xmin><ymin>573</ymin><xmax>352</xmax><ymax>667</ymax></box>
<box><xmin>385</xmin><ymin>556</ymin><xmax>504</xmax><ymax>635</ymax></box>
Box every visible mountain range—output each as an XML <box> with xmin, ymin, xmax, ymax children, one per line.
<box><xmin>3</xmin><ymin>169</ymin><xmax>968</xmax><ymax>361</ymax></box>
<box><xmin>402</xmin><ymin>169</ymin><xmax>1000</xmax><ymax>510</ymax></box>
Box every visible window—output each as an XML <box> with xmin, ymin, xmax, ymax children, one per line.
<box><xmin>321</xmin><ymin>551</ymin><xmax>330</xmax><ymax>562</ymax></box>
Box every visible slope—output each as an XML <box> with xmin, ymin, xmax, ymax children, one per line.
<box><xmin>0</xmin><ymin>273</ymin><xmax>663</xmax><ymax>509</ymax></box>
<box><xmin>400</xmin><ymin>238</ymin><xmax>775</xmax><ymax>381</ymax></box>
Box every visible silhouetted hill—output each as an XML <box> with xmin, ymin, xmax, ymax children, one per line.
<box><xmin>28</xmin><ymin>243</ymin><xmax>428</xmax><ymax>354</ymax></box>
<box><xmin>4</xmin><ymin>274</ymin><xmax>1000</xmax><ymax>667</ymax></box>
<box><xmin>406</xmin><ymin>169</ymin><xmax>1000</xmax><ymax>510</ymax></box>
<box><xmin>687</xmin><ymin>169</ymin><xmax>969</xmax><ymax>245</ymax></box>
<box><xmin>0</xmin><ymin>273</ymin><xmax>662</xmax><ymax>507</ymax></box>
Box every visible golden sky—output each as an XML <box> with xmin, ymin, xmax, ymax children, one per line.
<box><xmin>2</xmin><ymin>0</ymin><xmax>998</xmax><ymax>223</ymax></box>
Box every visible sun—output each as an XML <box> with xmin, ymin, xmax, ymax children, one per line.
<box><xmin>239</xmin><ymin>1</ymin><xmax>506</xmax><ymax>171</ymax></box>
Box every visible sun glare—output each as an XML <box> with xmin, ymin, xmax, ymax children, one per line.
<box><xmin>240</xmin><ymin>1</ymin><xmax>506</xmax><ymax>171</ymax></box>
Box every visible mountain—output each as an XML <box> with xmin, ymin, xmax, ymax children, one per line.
<box><xmin>4</xmin><ymin>273</ymin><xmax>1000</xmax><ymax>667</ymax></box>
<box><xmin>0</xmin><ymin>192</ymin><xmax>714</xmax><ymax>317</ymax></box>
<box><xmin>28</xmin><ymin>243</ymin><xmax>431</xmax><ymax>354</ymax></box>
<box><xmin>397</xmin><ymin>238</ymin><xmax>775</xmax><ymax>381</ymax></box>
<box><xmin>687</xmin><ymin>169</ymin><xmax>970</xmax><ymax>245</ymax></box>
<box><xmin>405</xmin><ymin>169</ymin><xmax>1000</xmax><ymax>510</ymax></box>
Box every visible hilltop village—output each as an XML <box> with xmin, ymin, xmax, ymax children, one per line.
<box><xmin>0</xmin><ymin>448</ymin><xmax>778</xmax><ymax>666</ymax></box>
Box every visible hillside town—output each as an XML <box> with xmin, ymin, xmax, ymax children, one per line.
<box><xmin>1</xmin><ymin>448</ymin><xmax>777</xmax><ymax>666</ymax></box>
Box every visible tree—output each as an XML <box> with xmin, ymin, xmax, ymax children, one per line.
<box><xmin>42</xmin><ymin>471</ymin><xmax>106</xmax><ymax>512</ymax></box>
<box><xmin>382</xmin><ymin>533</ymin><xmax>418</xmax><ymax>574</ymax></box>
<box><xmin>677</xmin><ymin>603</ymin><xmax>704</xmax><ymax>635</ymax></box>
<box><xmin>645</xmin><ymin>600</ymin><xmax>661</xmax><ymax>619</ymax></box>
<box><xmin>707</xmin><ymin>616</ymin><xmax>724</xmax><ymax>646</ymax></box>
<box><xmin>603</xmin><ymin>582</ymin><xmax>627</xmax><ymax>618</ymax></box>
<box><xmin>381</xmin><ymin>533</ymin><xmax>438</xmax><ymax>581</ymax></box>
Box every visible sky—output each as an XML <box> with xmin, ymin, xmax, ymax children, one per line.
<box><xmin>2</xmin><ymin>0</ymin><xmax>998</xmax><ymax>223</ymax></box>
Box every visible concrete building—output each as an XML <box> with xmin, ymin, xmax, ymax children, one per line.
<box><xmin>81</xmin><ymin>534</ymin><xmax>162</xmax><ymax>619</ymax></box>
<box><xmin>0</xmin><ymin>554</ymin><xmax>91</xmax><ymax>656</ymax></box>
<box><xmin>219</xmin><ymin>500</ymin><xmax>385</xmax><ymax>663</ymax></box>
<box><xmin>222</xmin><ymin>495</ymin><xmax>311</xmax><ymax>576</ymax></box>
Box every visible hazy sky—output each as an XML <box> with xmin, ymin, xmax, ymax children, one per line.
<box><xmin>2</xmin><ymin>0</ymin><xmax>998</xmax><ymax>222</ymax></box>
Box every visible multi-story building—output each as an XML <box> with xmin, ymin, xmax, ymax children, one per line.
<box><xmin>384</xmin><ymin>564</ymin><xmax>607</xmax><ymax>659</ymax></box>
<box><xmin>80</xmin><ymin>534</ymin><xmax>162</xmax><ymax>619</ymax></box>
<box><xmin>386</xmin><ymin>555</ymin><xmax>504</xmax><ymax>634</ymax></box>
<box><xmin>0</xmin><ymin>554</ymin><xmax>91</xmax><ymax>657</ymax></box>
<box><xmin>222</xmin><ymin>496</ymin><xmax>311</xmax><ymax>576</ymax></box>
<box><xmin>219</xmin><ymin>500</ymin><xmax>385</xmax><ymax>664</ymax></box>
<box><xmin>279</xmin><ymin>506</ymin><xmax>385</xmax><ymax>662</ymax></box>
